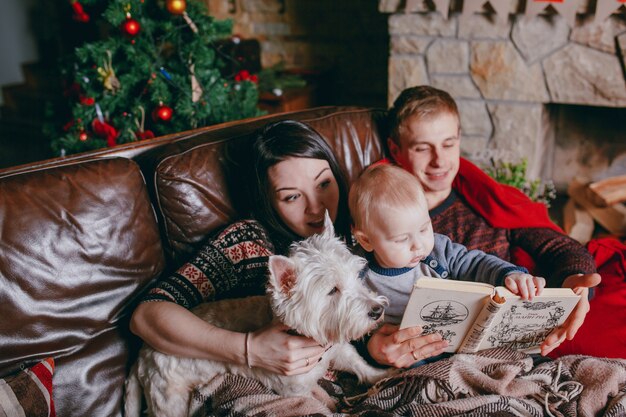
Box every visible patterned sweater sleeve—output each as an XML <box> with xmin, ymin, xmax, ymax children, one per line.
<box><xmin>141</xmin><ymin>220</ymin><xmax>275</xmax><ymax>309</ymax></box>
<box><xmin>509</xmin><ymin>227</ymin><xmax>596</xmax><ymax>287</ymax></box>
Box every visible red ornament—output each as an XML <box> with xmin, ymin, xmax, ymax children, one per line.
<box><xmin>152</xmin><ymin>104</ymin><xmax>173</xmax><ymax>122</ymax></box>
<box><xmin>79</xmin><ymin>131</ymin><xmax>89</xmax><ymax>141</ymax></box>
<box><xmin>122</xmin><ymin>17</ymin><xmax>141</xmax><ymax>37</ymax></box>
<box><xmin>234</xmin><ymin>70</ymin><xmax>258</xmax><ymax>84</ymax></box>
<box><xmin>79</xmin><ymin>96</ymin><xmax>95</xmax><ymax>106</ymax></box>
<box><xmin>63</xmin><ymin>120</ymin><xmax>75</xmax><ymax>132</ymax></box>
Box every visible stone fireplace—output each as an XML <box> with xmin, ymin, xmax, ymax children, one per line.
<box><xmin>380</xmin><ymin>0</ymin><xmax>626</xmax><ymax>191</ymax></box>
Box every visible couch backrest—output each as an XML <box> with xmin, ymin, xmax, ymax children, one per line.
<box><xmin>153</xmin><ymin>107</ymin><xmax>388</xmax><ymax>263</ymax></box>
<box><xmin>0</xmin><ymin>158</ymin><xmax>165</xmax><ymax>417</ymax></box>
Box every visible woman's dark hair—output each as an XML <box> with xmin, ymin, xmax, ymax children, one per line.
<box><xmin>250</xmin><ymin>120</ymin><xmax>351</xmax><ymax>247</ymax></box>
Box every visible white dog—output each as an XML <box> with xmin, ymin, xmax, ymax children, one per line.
<box><xmin>125</xmin><ymin>214</ymin><xmax>391</xmax><ymax>417</ymax></box>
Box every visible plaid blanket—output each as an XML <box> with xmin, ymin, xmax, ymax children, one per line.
<box><xmin>191</xmin><ymin>348</ymin><xmax>626</xmax><ymax>417</ymax></box>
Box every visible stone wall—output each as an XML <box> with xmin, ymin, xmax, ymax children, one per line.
<box><xmin>381</xmin><ymin>1</ymin><xmax>626</xmax><ymax>184</ymax></box>
<box><xmin>205</xmin><ymin>0</ymin><xmax>389</xmax><ymax>106</ymax></box>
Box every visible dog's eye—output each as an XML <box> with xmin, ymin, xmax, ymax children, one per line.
<box><xmin>328</xmin><ymin>287</ymin><xmax>339</xmax><ymax>296</ymax></box>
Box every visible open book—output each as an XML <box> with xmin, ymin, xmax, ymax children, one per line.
<box><xmin>399</xmin><ymin>277</ymin><xmax>581</xmax><ymax>354</ymax></box>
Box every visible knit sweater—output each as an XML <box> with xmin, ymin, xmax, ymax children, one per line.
<box><xmin>363</xmin><ymin>233</ymin><xmax>526</xmax><ymax>325</ymax></box>
<box><xmin>430</xmin><ymin>191</ymin><xmax>596</xmax><ymax>288</ymax></box>
<box><xmin>142</xmin><ymin>220</ymin><xmax>276</xmax><ymax>308</ymax></box>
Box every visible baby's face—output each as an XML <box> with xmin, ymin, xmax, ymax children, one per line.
<box><xmin>365</xmin><ymin>202</ymin><xmax>434</xmax><ymax>269</ymax></box>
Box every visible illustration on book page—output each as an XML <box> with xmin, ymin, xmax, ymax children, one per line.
<box><xmin>419</xmin><ymin>300</ymin><xmax>470</xmax><ymax>344</ymax></box>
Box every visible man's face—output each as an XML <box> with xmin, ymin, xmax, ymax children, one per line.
<box><xmin>389</xmin><ymin>112</ymin><xmax>461</xmax><ymax>207</ymax></box>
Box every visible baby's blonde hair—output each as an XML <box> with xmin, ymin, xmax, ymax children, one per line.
<box><xmin>349</xmin><ymin>164</ymin><xmax>428</xmax><ymax>231</ymax></box>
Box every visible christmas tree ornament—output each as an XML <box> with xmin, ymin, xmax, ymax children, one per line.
<box><xmin>165</xmin><ymin>0</ymin><xmax>197</xmax><ymax>33</ymax></box>
<box><xmin>136</xmin><ymin>130</ymin><xmax>155</xmax><ymax>140</ymax></box>
<box><xmin>182</xmin><ymin>12</ymin><xmax>199</xmax><ymax>33</ymax></box>
<box><xmin>70</xmin><ymin>0</ymin><xmax>90</xmax><ymax>22</ymax></box>
<box><xmin>159</xmin><ymin>67</ymin><xmax>173</xmax><ymax>81</ymax></box>
<box><xmin>92</xmin><ymin>119</ymin><xmax>119</xmax><ymax>147</ymax></box>
<box><xmin>95</xmin><ymin>102</ymin><xmax>105</xmax><ymax>123</ymax></box>
<box><xmin>79</xmin><ymin>95</ymin><xmax>95</xmax><ymax>106</ymax></box>
<box><xmin>189</xmin><ymin>63</ymin><xmax>203</xmax><ymax>102</ymax></box>
<box><xmin>122</xmin><ymin>14</ymin><xmax>141</xmax><ymax>37</ymax></box>
<box><xmin>152</xmin><ymin>103</ymin><xmax>173</xmax><ymax>122</ymax></box>
<box><xmin>134</xmin><ymin>106</ymin><xmax>156</xmax><ymax>140</ymax></box>
<box><xmin>79</xmin><ymin>130</ymin><xmax>89</xmax><ymax>141</ymax></box>
<box><xmin>97</xmin><ymin>51</ymin><xmax>121</xmax><ymax>93</ymax></box>
<box><xmin>166</xmin><ymin>0</ymin><xmax>187</xmax><ymax>14</ymax></box>
<box><xmin>234</xmin><ymin>70</ymin><xmax>258</xmax><ymax>83</ymax></box>
<box><xmin>63</xmin><ymin>120</ymin><xmax>75</xmax><ymax>132</ymax></box>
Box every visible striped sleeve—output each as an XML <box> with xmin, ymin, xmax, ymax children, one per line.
<box><xmin>142</xmin><ymin>220</ymin><xmax>276</xmax><ymax>309</ymax></box>
<box><xmin>0</xmin><ymin>358</ymin><xmax>55</xmax><ymax>417</ymax></box>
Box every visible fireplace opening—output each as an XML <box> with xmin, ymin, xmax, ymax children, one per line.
<box><xmin>546</xmin><ymin>103</ymin><xmax>626</xmax><ymax>192</ymax></box>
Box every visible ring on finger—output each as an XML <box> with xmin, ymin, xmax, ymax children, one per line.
<box><xmin>411</xmin><ymin>351</ymin><xmax>419</xmax><ymax>361</ymax></box>
<box><xmin>305</xmin><ymin>357</ymin><xmax>310</xmax><ymax>367</ymax></box>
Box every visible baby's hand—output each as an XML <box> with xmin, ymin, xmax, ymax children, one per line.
<box><xmin>504</xmin><ymin>273</ymin><xmax>546</xmax><ymax>300</ymax></box>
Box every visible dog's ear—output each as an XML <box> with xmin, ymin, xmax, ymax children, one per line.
<box><xmin>268</xmin><ymin>255</ymin><xmax>297</xmax><ymax>295</ymax></box>
<box><xmin>321</xmin><ymin>209</ymin><xmax>335</xmax><ymax>239</ymax></box>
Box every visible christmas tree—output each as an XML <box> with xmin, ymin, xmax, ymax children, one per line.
<box><xmin>46</xmin><ymin>0</ymin><xmax>261</xmax><ymax>155</ymax></box>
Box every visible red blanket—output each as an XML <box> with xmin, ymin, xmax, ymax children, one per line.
<box><xmin>453</xmin><ymin>157</ymin><xmax>626</xmax><ymax>359</ymax></box>
<box><xmin>453</xmin><ymin>157</ymin><xmax>563</xmax><ymax>233</ymax></box>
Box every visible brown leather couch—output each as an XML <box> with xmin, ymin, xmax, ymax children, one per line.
<box><xmin>0</xmin><ymin>106</ymin><xmax>387</xmax><ymax>417</ymax></box>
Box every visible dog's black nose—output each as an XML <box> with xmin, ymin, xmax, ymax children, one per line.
<box><xmin>368</xmin><ymin>305</ymin><xmax>384</xmax><ymax>320</ymax></box>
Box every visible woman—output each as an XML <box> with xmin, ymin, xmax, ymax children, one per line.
<box><xmin>130</xmin><ymin>120</ymin><xmax>352</xmax><ymax>375</ymax></box>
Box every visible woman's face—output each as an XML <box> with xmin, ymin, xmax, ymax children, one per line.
<box><xmin>268</xmin><ymin>157</ymin><xmax>340</xmax><ymax>238</ymax></box>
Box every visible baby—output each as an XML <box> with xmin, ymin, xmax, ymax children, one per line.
<box><xmin>349</xmin><ymin>164</ymin><xmax>546</xmax><ymax>328</ymax></box>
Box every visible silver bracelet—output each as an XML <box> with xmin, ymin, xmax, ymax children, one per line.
<box><xmin>244</xmin><ymin>332</ymin><xmax>252</xmax><ymax>368</ymax></box>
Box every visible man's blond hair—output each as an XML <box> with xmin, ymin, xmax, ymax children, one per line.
<box><xmin>349</xmin><ymin>164</ymin><xmax>427</xmax><ymax>231</ymax></box>
<box><xmin>388</xmin><ymin>85</ymin><xmax>459</xmax><ymax>145</ymax></box>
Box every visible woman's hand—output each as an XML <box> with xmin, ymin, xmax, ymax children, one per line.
<box><xmin>504</xmin><ymin>273</ymin><xmax>546</xmax><ymax>300</ymax></box>
<box><xmin>131</xmin><ymin>302</ymin><xmax>326</xmax><ymax>375</ymax></box>
<box><xmin>247</xmin><ymin>321</ymin><xmax>327</xmax><ymax>375</ymax></box>
<box><xmin>367</xmin><ymin>323</ymin><xmax>449</xmax><ymax>368</ymax></box>
<box><xmin>540</xmin><ymin>272</ymin><xmax>601</xmax><ymax>356</ymax></box>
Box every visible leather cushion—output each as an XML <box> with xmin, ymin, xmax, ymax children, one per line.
<box><xmin>154</xmin><ymin>107</ymin><xmax>387</xmax><ymax>263</ymax></box>
<box><xmin>0</xmin><ymin>158</ymin><xmax>165</xmax><ymax>417</ymax></box>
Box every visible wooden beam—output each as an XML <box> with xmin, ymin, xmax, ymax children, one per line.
<box><xmin>562</xmin><ymin>198</ymin><xmax>594</xmax><ymax>244</ymax></box>
<box><xmin>587</xmin><ymin>175</ymin><xmax>626</xmax><ymax>207</ymax></box>
<box><xmin>568</xmin><ymin>178</ymin><xmax>626</xmax><ymax>237</ymax></box>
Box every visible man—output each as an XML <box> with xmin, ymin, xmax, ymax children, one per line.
<box><xmin>366</xmin><ymin>86</ymin><xmax>603</xmax><ymax>366</ymax></box>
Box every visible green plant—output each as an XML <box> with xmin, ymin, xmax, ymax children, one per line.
<box><xmin>485</xmin><ymin>158</ymin><xmax>557</xmax><ymax>207</ymax></box>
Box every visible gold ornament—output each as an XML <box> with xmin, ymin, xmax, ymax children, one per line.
<box><xmin>166</xmin><ymin>0</ymin><xmax>186</xmax><ymax>15</ymax></box>
<box><xmin>97</xmin><ymin>50</ymin><xmax>121</xmax><ymax>93</ymax></box>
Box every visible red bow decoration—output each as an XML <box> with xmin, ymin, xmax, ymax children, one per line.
<box><xmin>234</xmin><ymin>70</ymin><xmax>258</xmax><ymax>83</ymax></box>
<box><xmin>92</xmin><ymin>119</ymin><xmax>118</xmax><ymax>147</ymax></box>
<box><xmin>79</xmin><ymin>96</ymin><xmax>95</xmax><ymax>106</ymax></box>
<box><xmin>70</xmin><ymin>1</ymin><xmax>90</xmax><ymax>23</ymax></box>
<box><xmin>135</xmin><ymin>130</ymin><xmax>155</xmax><ymax>140</ymax></box>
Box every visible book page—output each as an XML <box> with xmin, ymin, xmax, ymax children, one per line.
<box><xmin>476</xmin><ymin>287</ymin><xmax>580</xmax><ymax>353</ymax></box>
<box><xmin>457</xmin><ymin>295</ymin><xmax>505</xmax><ymax>354</ymax></box>
<box><xmin>400</xmin><ymin>278</ymin><xmax>493</xmax><ymax>353</ymax></box>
